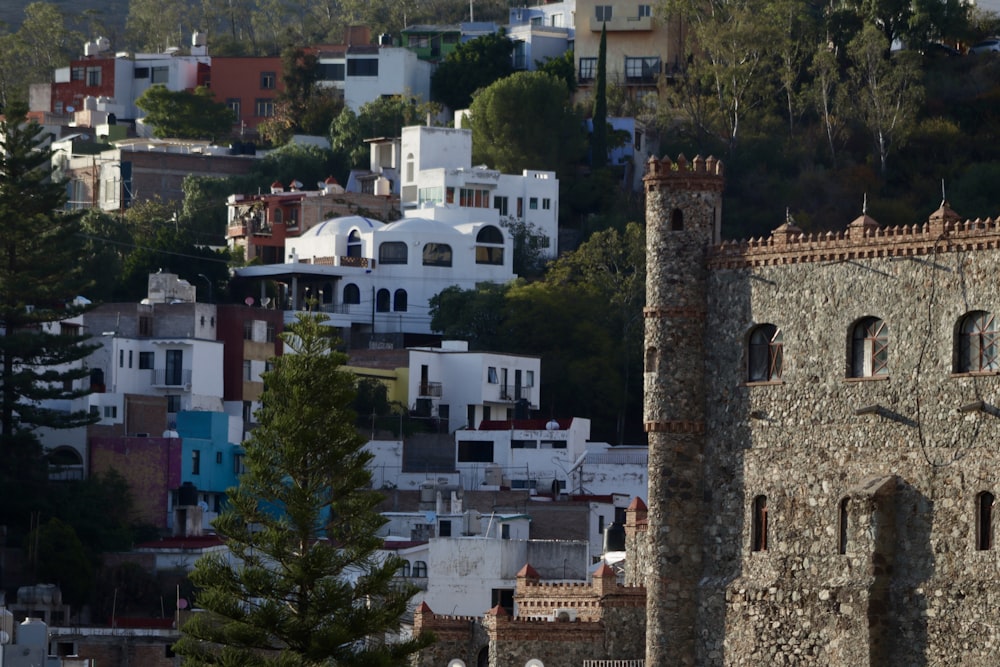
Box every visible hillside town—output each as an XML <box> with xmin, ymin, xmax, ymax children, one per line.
<box><xmin>3</xmin><ymin>0</ymin><xmax>1000</xmax><ymax>665</ymax></box>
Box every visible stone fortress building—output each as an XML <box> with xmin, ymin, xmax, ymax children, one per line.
<box><xmin>642</xmin><ymin>154</ymin><xmax>1000</xmax><ymax>666</ymax></box>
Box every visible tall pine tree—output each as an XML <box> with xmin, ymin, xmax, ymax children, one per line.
<box><xmin>591</xmin><ymin>22</ymin><xmax>608</xmax><ymax>169</ymax></box>
<box><xmin>175</xmin><ymin>313</ymin><xmax>431</xmax><ymax>666</ymax></box>
<box><xmin>0</xmin><ymin>108</ymin><xmax>95</xmax><ymax>481</ymax></box>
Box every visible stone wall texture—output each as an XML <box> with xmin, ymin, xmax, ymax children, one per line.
<box><xmin>643</xmin><ymin>154</ymin><xmax>1000</xmax><ymax>666</ymax></box>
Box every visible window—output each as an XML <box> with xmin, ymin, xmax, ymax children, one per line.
<box><xmin>343</xmin><ymin>283</ymin><xmax>361</xmax><ymax>304</ymax></box>
<box><xmin>347</xmin><ymin>229</ymin><xmax>362</xmax><ymax>257</ymax></box>
<box><xmin>512</xmin><ymin>439</ymin><xmax>536</xmax><ymax>449</ymax></box>
<box><xmin>638</xmin><ymin>4</ymin><xmax>652</xmax><ymax>17</ymax></box>
<box><xmin>135</xmin><ymin>67</ymin><xmax>149</xmax><ymax>79</ymax></box>
<box><xmin>406</xmin><ymin>153</ymin><xmax>415</xmax><ymax>182</ymax></box>
<box><xmin>978</xmin><ymin>491</ymin><xmax>995</xmax><ymax>550</ymax></box>
<box><xmin>317</xmin><ymin>62</ymin><xmax>345</xmax><ymax>81</ymax></box>
<box><xmin>849</xmin><ymin>317</ymin><xmax>888</xmax><ymax>378</ymax></box>
<box><xmin>670</xmin><ymin>208</ymin><xmax>684</xmax><ymax>231</ymax></box>
<box><xmin>60</xmin><ymin>322</ymin><xmax>80</xmax><ymax>337</ymax></box>
<box><xmin>104</xmin><ymin>405</ymin><xmax>117</xmax><ymax>419</ymax></box>
<box><xmin>476</xmin><ymin>226</ymin><xmax>504</xmax><ymax>265</ymax></box>
<box><xmin>376</xmin><ymin>289</ymin><xmax>390</xmax><ymax>312</ymax></box>
<box><xmin>151</xmin><ymin>66</ymin><xmax>169</xmax><ymax>84</ymax></box>
<box><xmin>166</xmin><ymin>395</ymin><xmax>181</xmax><ymax>413</ymax></box>
<box><xmin>139</xmin><ymin>315</ymin><xmax>153</xmax><ymax>336</ymax></box>
<box><xmin>579</xmin><ymin>57</ymin><xmax>597</xmax><ymax>81</ymax></box>
<box><xmin>243</xmin><ymin>319</ymin><xmax>254</xmax><ymax>340</ymax></box>
<box><xmin>501</xmin><ymin>524</ymin><xmax>511</xmax><ymax>539</ymax></box>
<box><xmin>748</xmin><ymin>324</ymin><xmax>783</xmax><ymax>382</ymax></box>
<box><xmin>86</xmin><ymin>66</ymin><xmax>102</xmax><ymax>86</ymax></box>
<box><xmin>260</xmin><ymin>71</ymin><xmax>276</xmax><ymax>89</ymax></box>
<box><xmin>625</xmin><ymin>56</ymin><xmax>661</xmax><ymax>83</ymax></box>
<box><xmin>165</xmin><ymin>349</ymin><xmax>183</xmax><ymax>385</ymax></box>
<box><xmin>234</xmin><ymin>453</ymin><xmax>246</xmax><ymax>475</ymax></box>
<box><xmin>439</xmin><ymin>520</ymin><xmax>452</xmax><ymax>537</ymax></box>
<box><xmin>119</xmin><ymin>350</ymin><xmax>124</xmax><ymax>367</ymax></box>
<box><xmin>128</xmin><ymin>350</ymin><xmax>133</xmax><ymax>368</ymax></box>
<box><xmin>347</xmin><ymin>58</ymin><xmax>378</xmax><ymax>76</ymax></box>
<box><xmin>542</xmin><ymin>198</ymin><xmax>551</xmax><ymax>210</ymax></box>
<box><xmin>255</xmin><ymin>99</ymin><xmax>275</xmax><ymax>117</ymax></box>
<box><xmin>491</xmin><ymin>588</ymin><xmax>514</xmax><ymax>615</ymax></box>
<box><xmin>71</xmin><ymin>67</ymin><xmax>85</xmax><ymax>81</ymax></box>
<box><xmin>460</xmin><ymin>188</ymin><xmax>490</xmax><ymax>208</ymax></box>
<box><xmin>393</xmin><ymin>289</ymin><xmax>408</xmax><ymax>312</ymax></box>
<box><xmin>225</xmin><ymin>98</ymin><xmax>241</xmax><ymax>120</ymax></box>
<box><xmin>422</xmin><ymin>243</ymin><xmax>453</xmax><ymax>267</ymax></box>
<box><xmin>399</xmin><ymin>561</ymin><xmax>411</xmax><ymax>577</ymax></box>
<box><xmin>752</xmin><ymin>495</ymin><xmax>768</xmax><ymax>552</ymax></box>
<box><xmin>412</xmin><ymin>560</ymin><xmax>427</xmax><ymax>577</ymax></box>
<box><xmin>409</xmin><ymin>35</ymin><xmax>429</xmax><ymax>48</ymax></box>
<box><xmin>418</xmin><ymin>187</ymin><xmax>443</xmax><ymax>205</ymax></box>
<box><xmin>488</xmin><ymin>367</ymin><xmax>499</xmax><ymax>383</ymax></box>
<box><xmin>192</xmin><ymin>449</ymin><xmax>201</xmax><ymax>475</ymax></box>
<box><xmin>266</xmin><ymin>322</ymin><xmax>276</xmax><ymax>342</ymax></box>
<box><xmin>529</xmin><ymin>197</ymin><xmax>538</xmax><ymax>210</ymax></box>
<box><xmin>494</xmin><ymin>196</ymin><xmax>508</xmax><ymax>216</ymax></box>
<box><xmin>957</xmin><ymin>311</ymin><xmax>998</xmax><ymax>372</ymax></box>
<box><xmin>446</xmin><ymin>187</ymin><xmax>455</xmax><ymax>204</ymax></box>
<box><xmin>526</xmin><ymin>370</ymin><xmax>534</xmax><ymax>387</ymax></box>
<box><xmin>595</xmin><ymin>5</ymin><xmax>613</xmax><ymax>21</ymax></box>
<box><xmin>457</xmin><ymin>441</ymin><xmax>494</xmax><ymax>462</ymax></box>
<box><xmin>517</xmin><ymin>197</ymin><xmax>524</xmax><ymax>217</ymax></box>
<box><xmin>379</xmin><ymin>242</ymin><xmax>408</xmax><ymax>265</ymax></box>
<box><xmin>242</xmin><ymin>360</ymin><xmax>252</xmax><ymax>381</ymax></box>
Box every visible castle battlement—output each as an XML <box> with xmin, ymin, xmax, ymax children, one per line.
<box><xmin>644</xmin><ymin>153</ymin><xmax>725</xmax><ymax>180</ymax></box>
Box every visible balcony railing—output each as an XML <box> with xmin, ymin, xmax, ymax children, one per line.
<box><xmin>339</xmin><ymin>256</ymin><xmax>376</xmax><ymax>269</ymax></box>
<box><xmin>499</xmin><ymin>384</ymin><xmax>532</xmax><ymax>402</ymax></box>
<box><xmin>152</xmin><ymin>368</ymin><xmax>192</xmax><ymax>387</ymax></box>
<box><xmin>418</xmin><ymin>382</ymin><xmax>442</xmax><ymax>397</ymax></box>
<box><xmin>590</xmin><ymin>14</ymin><xmax>652</xmax><ymax>31</ymax></box>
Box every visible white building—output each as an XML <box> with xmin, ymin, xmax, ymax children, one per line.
<box><xmin>399</xmin><ymin>125</ymin><xmax>561</xmax><ymax>257</ymax></box>
<box><xmin>407</xmin><ymin>340</ymin><xmax>541</xmax><ymax>430</ymax></box>
<box><xmin>315</xmin><ymin>45</ymin><xmax>434</xmax><ymax>112</ymax></box>
<box><xmin>234</xmin><ymin>211</ymin><xmax>515</xmax><ymax>337</ymax></box>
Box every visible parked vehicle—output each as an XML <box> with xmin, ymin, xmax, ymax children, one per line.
<box><xmin>968</xmin><ymin>38</ymin><xmax>1000</xmax><ymax>54</ymax></box>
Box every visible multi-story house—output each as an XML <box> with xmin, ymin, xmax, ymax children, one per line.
<box><xmin>205</xmin><ymin>55</ymin><xmax>284</xmax><ymax>136</ymax></box>
<box><xmin>400</xmin><ymin>124</ymin><xmax>560</xmax><ymax>256</ymax></box>
<box><xmin>30</xmin><ymin>34</ymin><xmax>210</xmax><ymax>122</ymax></box>
<box><xmin>573</xmin><ymin>0</ymin><xmax>686</xmax><ymax>104</ymax></box>
<box><xmin>507</xmin><ymin>2</ymin><xmax>574</xmax><ymax>72</ymax></box>
<box><xmin>314</xmin><ymin>42</ymin><xmax>433</xmax><ymax>112</ymax></box>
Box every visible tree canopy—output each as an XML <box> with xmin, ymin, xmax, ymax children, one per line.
<box><xmin>430</xmin><ymin>31</ymin><xmax>515</xmax><ymax>111</ymax></box>
<box><xmin>175</xmin><ymin>314</ymin><xmax>430</xmax><ymax>666</ymax></box>
<box><xmin>135</xmin><ymin>85</ymin><xmax>235</xmax><ymax>142</ymax></box>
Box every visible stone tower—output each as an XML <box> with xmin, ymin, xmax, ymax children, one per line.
<box><xmin>642</xmin><ymin>154</ymin><xmax>723</xmax><ymax>666</ymax></box>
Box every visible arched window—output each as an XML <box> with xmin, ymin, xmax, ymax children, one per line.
<box><xmin>849</xmin><ymin>317</ymin><xmax>888</xmax><ymax>377</ymax></box>
<box><xmin>405</xmin><ymin>153</ymin><xmax>415</xmax><ymax>182</ymax></box>
<box><xmin>376</xmin><ymin>289</ymin><xmax>390</xmax><ymax>312</ymax></box>
<box><xmin>412</xmin><ymin>561</ymin><xmax>427</xmax><ymax>577</ymax></box>
<box><xmin>399</xmin><ymin>561</ymin><xmax>411</xmax><ymax>577</ymax></box>
<box><xmin>978</xmin><ymin>491</ymin><xmax>995</xmax><ymax>550</ymax></box>
<box><xmin>748</xmin><ymin>324</ymin><xmax>783</xmax><ymax>382</ymax></box>
<box><xmin>347</xmin><ymin>229</ymin><xmax>362</xmax><ymax>258</ymax></box>
<box><xmin>394</xmin><ymin>289</ymin><xmax>407</xmax><ymax>312</ymax></box>
<box><xmin>475</xmin><ymin>225</ymin><xmax>504</xmax><ymax>265</ymax></box>
<box><xmin>343</xmin><ymin>283</ymin><xmax>360</xmax><ymax>304</ymax></box>
<box><xmin>379</xmin><ymin>242</ymin><xmax>408</xmax><ymax>265</ymax></box>
<box><xmin>423</xmin><ymin>243</ymin><xmax>453</xmax><ymax>267</ymax></box>
<box><xmin>751</xmin><ymin>495</ymin><xmax>768</xmax><ymax>552</ymax></box>
<box><xmin>957</xmin><ymin>311</ymin><xmax>998</xmax><ymax>373</ymax></box>
<box><xmin>670</xmin><ymin>208</ymin><xmax>683</xmax><ymax>231</ymax></box>
<box><xmin>838</xmin><ymin>497</ymin><xmax>849</xmax><ymax>554</ymax></box>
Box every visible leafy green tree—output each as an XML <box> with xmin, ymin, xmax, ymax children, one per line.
<box><xmin>259</xmin><ymin>47</ymin><xmax>344</xmax><ymax>144</ymax></box>
<box><xmin>469</xmin><ymin>71</ymin><xmax>586</xmax><ymax>175</ymax></box>
<box><xmin>847</xmin><ymin>25</ymin><xmax>924</xmax><ymax>177</ymax></box>
<box><xmin>430</xmin><ymin>31</ymin><xmax>514</xmax><ymax>111</ymax></box>
<box><xmin>499</xmin><ymin>218</ymin><xmax>550</xmax><ymax>277</ymax></box>
<box><xmin>810</xmin><ymin>45</ymin><xmax>848</xmax><ymax>166</ymax></box>
<box><xmin>0</xmin><ymin>109</ymin><xmax>96</xmax><ymax>469</ymax></box>
<box><xmin>429</xmin><ymin>283</ymin><xmax>510</xmax><ymax>349</ymax></box>
<box><xmin>136</xmin><ymin>86</ymin><xmax>235</xmax><ymax>142</ymax></box>
<box><xmin>27</xmin><ymin>518</ymin><xmax>94</xmax><ymax>607</ymax></box>
<box><xmin>536</xmin><ymin>49</ymin><xmax>576</xmax><ymax>93</ymax></box>
<box><xmin>175</xmin><ymin>314</ymin><xmax>430</xmax><ymax>666</ymax></box>
<box><xmin>591</xmin><ymin>24</ymin><xmax>608</xmax><ymax>169</ymax></box>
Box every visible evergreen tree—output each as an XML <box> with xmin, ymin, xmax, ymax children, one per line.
<box><xmin>175</xmin><ymin>313</ymin><xmax>431</xmax><ymax>666</ymax></box>
<box><xmin>0</xmin><ymin>109</ymin><xmax>96</xmax><ymax>477</ymax></box>
<box><xmin>591</xmin><ymin>23</ymin><xmax>608</xmax><ymax>169</ymax></box>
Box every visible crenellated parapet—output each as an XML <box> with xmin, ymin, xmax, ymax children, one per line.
<box><xmin>515</xmin><ymin>562</ymin><xmax>646</xmax><ymax>622</ymax></box>
<box><xmin>644</xmin><ymin>153</ymin><xmax>725</xmax><ymax>192</ymax></box>
<box><xmin>708</xmin><ymin>201</ymin><xmax>1000</xmax><ymax>269</ymax></box>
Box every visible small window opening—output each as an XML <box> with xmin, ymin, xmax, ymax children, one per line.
<box><xmin>978</xmin><ymin>491</ymin><xmax>994</xmax><ymax>551</ymax></box>
<box><xmin>670</xmin><ymin>208</ymin><xmax>683</xmax><ymax>231</ymax></box>
<box><xmin>838</xmin><ymin>497</ymin><xmax>849</xmax><ymax>554</ymax></box>
<box><xmin>752</xmin><ymin>495</ymin><xmax>768</xmax><ymax>552</ymax></box>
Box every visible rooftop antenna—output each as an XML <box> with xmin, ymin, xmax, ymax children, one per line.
<box><xmin>862</xmin><ymin>192</ymin><xmax>867</xmax><ymax>215</ymax></box>
<box><xmin>941</xmin><ymin>178</ymin><xmax>947</xmax><ymax>205</ymax></box>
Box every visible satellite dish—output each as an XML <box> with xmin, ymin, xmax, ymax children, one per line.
<box><xmin>0</xmin><ymin>630</ymin><xmax>10</xmax><ymax>645</ymax></box>
<box><xmin>245</xmin><ymin>297</ymin><xmax>254</xmax><ymax>306</ymax></box>
<box><xmin>261</xmin><ymin>297</ymin><xmax>271</xmax><ymax>307</ymax></box>
<box><xmin>177</xmin><ymin>598</ymin><xmax>188</xmax><ymax>609</ymax></box>
<box><xmin>66</xmin><ymin>106</ymin><xmax>75</xmax><ymax>112</ymax></box>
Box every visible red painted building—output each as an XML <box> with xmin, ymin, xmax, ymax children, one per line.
<box><xmin>206</xmin><ymin>57</ymin><xmax>284</xmax><ymax>136</ymax></box>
